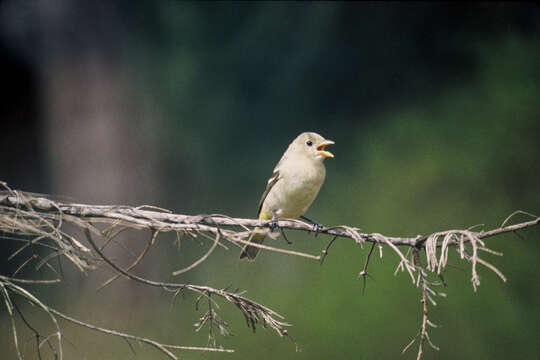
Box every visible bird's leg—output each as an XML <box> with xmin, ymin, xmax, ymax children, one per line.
<box><xmin>300</xmin><ymin>215</ymin><xmax>324</xmax><ymax>236</ymax></box>
<box><xmin>280</xmin><ymin>229</ymin><xmax>292</xmax><ymax>245</ymax></box>
<box><xmin>271</xmin><ymin>211</ymin><xmax>292</xmax><ymax>245</ymax></box>
<box><xmin>270</xmin><ymin>211</ymin><xmax>279</xmax><ymax>231</ymax></box>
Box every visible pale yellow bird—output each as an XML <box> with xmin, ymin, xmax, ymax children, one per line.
<box><xmin>240</xmin><ymin>132</ymin><xmax>334</xmax><ymax>260</ymax></box>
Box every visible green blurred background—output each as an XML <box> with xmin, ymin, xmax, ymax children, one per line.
<box><xmin>1</xmin><ymin>1</ymin><xmax>539</xmax><ymax>359</ymax></box>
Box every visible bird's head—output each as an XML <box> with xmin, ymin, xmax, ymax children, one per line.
<box><xmin>290</xmin><ymin>132</ymin><xmax>334</xmax><ymax>161</ymax></box>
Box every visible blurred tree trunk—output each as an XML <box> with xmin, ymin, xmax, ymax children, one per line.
<box><xmin>36</xmin><ymin>0</ymin><xmax>163</xmax><ymax>326</ymax></box>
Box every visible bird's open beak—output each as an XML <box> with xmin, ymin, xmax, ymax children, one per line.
<box><xmin>317</xmin><ymin>140</ymin><xmax>335</xmax><ymax>158</ymax></box>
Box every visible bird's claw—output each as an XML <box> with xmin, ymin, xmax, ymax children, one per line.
<box><xmin>270</xmin><ymin>213</ymin><xmax>291</xmax><ymax>244</ymax></box>
<box><xmin>269</xmin><ymin>218</ymin><xmax>278</xmax><ymax>231</ymax></box>
<box><xmin>312</xmin><ymin>222</ymin><xmax>324</xmax><ymax>235</ymax></box>
<box><xmin>300</xmin><ymin>215</ymin><xmax>324</xmax><ymax>237</ymax></box>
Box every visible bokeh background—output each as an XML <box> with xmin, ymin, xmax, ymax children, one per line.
<box><xmin>1</xmin><ymin>1</ymin><xmax>539</xmax><ymax>359</ymax></box>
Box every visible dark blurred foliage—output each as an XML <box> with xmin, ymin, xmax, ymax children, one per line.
<box><xmin>1</xmin><ymin>2</ymin><xmax>539</xmax><ymax>359</ymax></box>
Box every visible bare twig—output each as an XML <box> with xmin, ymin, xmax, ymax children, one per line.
<box><xmin>319</xmin><ymin>235</ymin><xmax>338</xmax><ymax>265</ymax></box>
<box><xmin>414</xmin><ymin>250</ymin><xmax>428</xmax><ymax>360</ymax></box>
<box><xmin>358</xmin><ymin>242</ymin><xmax>376</xmax><ymax>295</ymax></box>
<box><xmin>98</xmin><ymin>229</ymin><xmax>158</xmax><ymax>290</ymax></box>
<box><xmin>403</xmin><ymin>250</ymin><xmax>441</xmax><ymax>360</ymax></box>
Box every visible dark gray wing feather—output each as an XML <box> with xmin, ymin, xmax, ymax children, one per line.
<box><xmin>257</xmin><ymin>170</ymin><xmax>280</xmax><ymax>217</ymax></box>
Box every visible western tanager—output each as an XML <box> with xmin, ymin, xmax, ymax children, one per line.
<box><xmin>240</xmin><ymin>132</ymin><xmax>334</xmax><ymax>260</ymax></box>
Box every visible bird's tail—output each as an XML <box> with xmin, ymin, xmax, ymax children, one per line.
<box><xmin>239</xmin><ymin>227</ymin><xmax>266</xmax><ymax>261</ymax></box>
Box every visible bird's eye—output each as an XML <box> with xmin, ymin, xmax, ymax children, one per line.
<box><xmin>306</xmin><ymin>140</ymin><xmax>313</xmax><ymax>146</ymax></box>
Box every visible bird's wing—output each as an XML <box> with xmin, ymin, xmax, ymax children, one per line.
<box><xmin>257</xmin><ymin>169</ymin><xmax>281</xmax><ymax>218</ymax></box>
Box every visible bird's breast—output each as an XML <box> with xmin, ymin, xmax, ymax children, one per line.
<box><xmin>265</xmin><ymin>163</ymin><xmax>326</xmax><ymax>219</ymax></box>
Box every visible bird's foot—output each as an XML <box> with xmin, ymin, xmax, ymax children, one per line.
<box><xmin>270</xmin><ymin>212</ymin><xmax>279</xmax><ymax>232</ymax></box>
<box><xmin>300</xmin><ymin>215</ymin><xmax>324</xmax><ymax>236</ymax></box>
<box><xmin>270</xmin><ymin>212</ymin><xmax>292</xmax><ymax>244</ymax></box>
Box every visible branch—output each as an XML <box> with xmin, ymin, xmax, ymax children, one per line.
<box><xmin>1</xmin><ymin>185</ymin><xmax>538</xmax><ymax>359</ymax></box>
<box><xmin>2</xmin><ymin>192</ymin><xmax>537</xmax><ymax>249</ymax></box>
<box><xmin>0</xmin><ymin>278</ymin><xmax>234</xmax><ymax>360</ymax></box>
<box><xmin>1</xmin><ymin>188</ymin><xmax>538</xmax><ymax>292</ymax></box>
<box><xmin>0</xmin><ymin>187</ymin><xmax>295</xmax><ymax>357</ymax></box>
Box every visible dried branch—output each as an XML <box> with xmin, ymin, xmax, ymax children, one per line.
<box><xmin>1</xmin><ymin>278</ymin><xmax>235</xmax><ymax>360</ymax></box>
<box><xmin>1</xmin><ymin>185</ymin><xmax>539</xmax><ymax>359</ymax></box>
<box><xmin>414</xmin><ymin>250</ymin><xmax>429</xmax><ymax>360</ymax></box>
<box><xmin>357</xmin><ymin>242</ymin><xmax>376</xmax><ymax>295</ymax></box>
<box><xmin>0</xmin><ymin>187</ymin><xmax>294</xmax><ymax>358</ymax></box>
<box><xmin>2</xmin><ymin>191</ymin><xmax>537</xmax><ymax>251</ymax></box>
<box><xmin>403</xmin><ymin>250</ymin><xmax>443</xmax><ymax>359</ymax></box>
<box><xmin>83</xmin><ymin>227</ymin><xmax>293</xmax><ymax>339</ymax></box>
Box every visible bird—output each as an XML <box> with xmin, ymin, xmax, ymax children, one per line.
<box><xmin>240</xmin><ymin>132</ymin><xmax>334</xmax><ymax>260</ymax></box>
